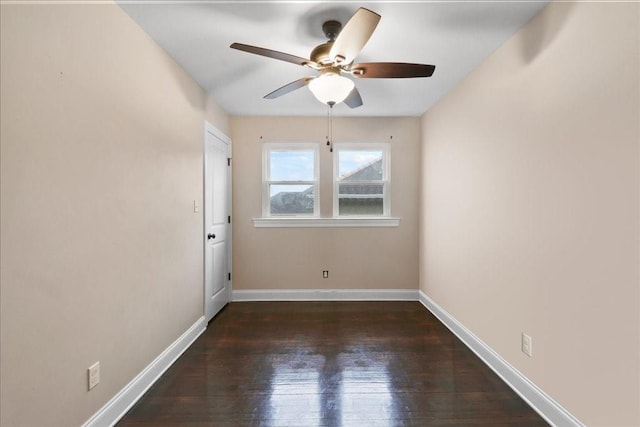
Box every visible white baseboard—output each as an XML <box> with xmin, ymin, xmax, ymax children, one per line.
<box><xmin>232</xmin><ymin>288</ymin><xmax>419</xmax><ymax>302</ymax></box>
<box><xmin>82</xmin><ymin>316</ymin><xmax>207</xmax><ymax>427</ymax></box>
<box><xmin>418</xmin><ymin>291</ymin><xmax>584</xmax><ymax>427</ymax></box>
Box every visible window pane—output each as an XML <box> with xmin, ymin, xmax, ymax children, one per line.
<box><xmin>270</xmin><ymin>184</ymin><xmax>315</xmax><ymax>215</ymax></box>
<box><xmin>270</xmin><ymin>151</ymin><xmax>315</xmax><ymax>181</ymax></box>
<box><xmin>338</xmin><ymin>150</ymin><xmax>383</xmax><ymax>181</ymax></box>
<box><xmin>338</xmin><ymin>183</ymin><xmax>384</xmax><ymax>216</ymax></box>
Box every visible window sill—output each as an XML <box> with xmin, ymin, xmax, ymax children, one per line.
<box><xmin>253</xmin><ymin>217</ymin><xmax>400</xmax><ymax>228</ymax></box>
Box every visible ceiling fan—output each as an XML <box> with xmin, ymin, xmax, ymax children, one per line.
<box><xmin>230</xmin><ymin>7</ymin><xmax>436</xmax><ymax>108</ymax></box>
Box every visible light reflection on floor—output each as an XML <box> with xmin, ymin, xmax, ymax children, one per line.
<box><xmin>268</xmin><ymin>350</ymin><xmax>394</xmax><ymax>426</ymax></box>
<box><xmin>269</xmin><ymin>355</ymin><xmax>323</xmax><ymax>426</ymax></box>
<box><xmin>341</xmin><ymin>368</ymin><xmax>394</xmax><ymax>426</ymax></box>
<box><xmin>339</xmin><ymin>350</ymin><xmax>394</xmax><ymax>426</ymax></box>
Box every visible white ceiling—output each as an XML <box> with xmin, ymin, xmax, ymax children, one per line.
<box><xmin>117</xmin><ymin>1</ymin><xmax>548</xmax><ymax>117</ymax></box>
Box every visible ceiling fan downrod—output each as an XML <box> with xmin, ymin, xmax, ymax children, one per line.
<box><xmin>322</xmin><ymin>20</ymin><xmax>342</xmax><ymax>41</ymax></box>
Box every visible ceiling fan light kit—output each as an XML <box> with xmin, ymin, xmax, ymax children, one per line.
<box><xmin>308</xmin><ymin>70</ymin><xmax>355</xmax><ymax>106</ymax></box>
<box><xmin>230</xmin><ymin>7</ymin><xmax>436</xmax><ymax>108</ymax></box>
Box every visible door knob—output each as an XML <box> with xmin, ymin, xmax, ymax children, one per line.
<box><xmin>207</xmin><ymin>233</ymin><xmax>216</xmax><ymax>240</ymax></box>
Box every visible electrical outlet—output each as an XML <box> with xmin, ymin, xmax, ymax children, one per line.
<box><xmin>521</xmin><ymin>333</ymin><xmax>533</xmax><ymax>357</ymax></box>
<box><xmin>88</xmin><ymin>362</ymin><xmax>100</xmax><ymax>390</ymax></box>
<box><xmin>322</xmin><ymin>270</ymin><xmax>329</xmax><ymax>279</ymax></box>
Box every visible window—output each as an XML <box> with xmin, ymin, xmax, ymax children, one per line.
<box><xmin>263</xmin><ymin>143</ymin><xmax>319</xmax><ymax>217</ymax></box>
<box><xmin>255</xmin><ymin>141</ymin><xmax>397</xmax><ymax>227</ymax></box>
<box><xmin>333</xmin><ymin>143</ymin><xmax>390</xmax><ymax>217</ymax></box>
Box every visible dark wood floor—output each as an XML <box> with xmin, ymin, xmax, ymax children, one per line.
<box><xmin>118</xmin><ymin>301</ymin><xmax>548</xmax><ymax>426</ymax></box>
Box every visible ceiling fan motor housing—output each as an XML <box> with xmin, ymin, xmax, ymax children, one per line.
<box><xmin>310</xmin><ymin>42</ymin><xmax>334</xmax><ymax>66</ymax></box>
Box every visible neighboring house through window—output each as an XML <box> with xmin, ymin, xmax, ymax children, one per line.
<box><xmin>333</xmin><ymin>143</ymin><xmax>390</xmax><ymax>217</ymax></box>
<box><xmin>262</xmin><ymin>143</ymin><xmax>319</xmax><ymax>217</ymax></box>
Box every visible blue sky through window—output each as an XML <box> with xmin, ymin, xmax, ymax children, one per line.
<box><xmin>338</xmin><ymin>150</ymin><xmax>382</xmax><ymax>179</ymax></box>
<box><xmin>270</xmin><ymin>151</ymin><xmax>315</xmax><ymax>181</ymax></box>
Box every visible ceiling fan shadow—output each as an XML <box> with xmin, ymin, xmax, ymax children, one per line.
<box><xmin>295</xmin><ymin>4</ymin><xmax>356</xmax><ymax>44</ymax></box>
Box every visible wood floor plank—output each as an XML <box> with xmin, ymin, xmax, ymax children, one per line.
<box><xmin>117</xmin><ymin>302</ymin><xmax>548</xmax><ymax>426</ymax></box>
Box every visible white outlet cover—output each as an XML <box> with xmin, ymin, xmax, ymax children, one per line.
<box><xmin>521</xmin><ymin>333</ymin><xmax>533</xmax><ymax>357</ymax></box>
<box><xmin>88</xmin><ymin>362</ymin><xmax>100</xmax><ymax>390</ymax></box>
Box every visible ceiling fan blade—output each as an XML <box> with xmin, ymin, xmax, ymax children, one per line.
<box><xmin>329</xmin><ymin>8</ymin><xmax>381</xmax><ymax>65</ymax></box>
<box><xmin>231</xmin><ymin>43</ymin><xmax>317</xmax><ymax>68</ymax></box>
<box><xmin>264</xmin><ymin>77</ymin><xmax>314</xmax><ymax>99</ymax></box>
<box><xmin>351</xmin><ymin>62</ymin><xmax>436</xmax><ymax>78</ymax></box>
<box><xmin>344</xmin><ymin>87</ymin><xmax>363</xmax><ymax>108</ymax></box>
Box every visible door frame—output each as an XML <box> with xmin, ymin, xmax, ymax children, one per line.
<box><xmin>203</xmin><ymin>122</ymin><xmax>232</xmax><ymax>321</ymax></box>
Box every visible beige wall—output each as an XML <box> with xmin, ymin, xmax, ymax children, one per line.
<box><xmin>230</xmin><ymin>116</ymin><xmax>420</xmax><ymax>291</ymax></box>
<box><xmin>205</xmin><ymin>94</ymin><xmax>230</xmax><ymax>136</ymax></box>
<box><xmin>0</xmin><ymin>3</ymin><xmax>228</xmax><ymax>426</ymax></box>
<box><xmin>420</xmin><ymin>2</ymin><xmax>639</xmax><ymax>426</ymax></box>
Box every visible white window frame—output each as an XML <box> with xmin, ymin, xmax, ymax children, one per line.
<box><xmin>262</xmin><ymin>142</ymin><xmax>320</xmax><ymax>218</ymax></box>
<box><xmin>333</xmin><ymin>142</ymin><xmax>391</xmax><ymax>218</ymax></box>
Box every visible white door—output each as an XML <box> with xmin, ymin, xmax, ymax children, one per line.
<box><xmin>204</xmin><ymin>124</ymin><xmax>231</xmax><ymax>322</ymax></box>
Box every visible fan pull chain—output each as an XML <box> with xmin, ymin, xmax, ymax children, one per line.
<box><xmin>326</xmin><ymin>106</ymin><xmax>330</xmax><ymax>149</ymax></box>
<box><xmin>327</xmin><ymin>104</ymin><xmax>334</xmax><ymax>152</ymax></box>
